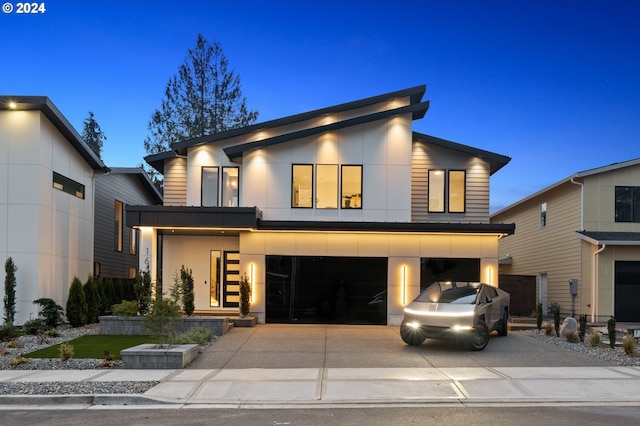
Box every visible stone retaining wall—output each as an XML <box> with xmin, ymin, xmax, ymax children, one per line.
<box><xmin>99</xmin><ymin>316</ymin><xmax>231</xmax><ymax>336</ymax></box>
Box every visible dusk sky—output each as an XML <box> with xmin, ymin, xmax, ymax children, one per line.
<box><xmin>3</xmin><ymin>0</ymin><xmax>639</xmax><ymax>213</ymax></box>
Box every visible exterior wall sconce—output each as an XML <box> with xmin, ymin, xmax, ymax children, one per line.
<box><xmin>402</xmin><ymin>265</ymin><xmax>407</xmax><ymax>305</ymax></box>
<box><xmin>250</xmin><ymin>263</ymin><xmax>255</xmax><ymax>304</ymax></box>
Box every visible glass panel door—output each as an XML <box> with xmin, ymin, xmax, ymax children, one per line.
<box><xmin>223</xmin><ymin>251</ymin><xmax>240</xmax><ymax>308</ymax></box>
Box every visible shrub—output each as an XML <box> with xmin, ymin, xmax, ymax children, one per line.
<box><xmin>622</xmin><ymin>334</ymin><xmax>637</xmax><ymax>356</ymax></box>
<box><xmin>22</xmin><ymin>318</ymin><xmax>46</xmax><ymax>335</ymax></box>
<box><xmin>0</xmin><ymin>323</ymin><xmax>17</xmax><ymax>341</ymax></box>
<box><xmin>607</xmin><ymin>317</ymin><xmax>616</xmax><ymax>349</ymax></box>
<box><xmin>175</xmin><ymin>327</ymin><xmax>213</xmax><ymax>346</ymax></box>
<box><xmin>181</xmin><ymin>266</ymin><xmax>194</xmax><ymax>316</ymax></box>
<box><xmin>59</xmin><ymin>342</ymin><xmax>74</xmax><ymax>361</ymax></box>
<box><xmin>111</xmin><ymin>300</ymin><xmax>139</xmax><ymax>317</ymax></box>
<box><xmin>10</xmin><ymin>356</ymin><xmax>28</xmax><ymax>367</ymax></box>
<box><xmin>5</xmin><ymin>340</ymin><xmax>22</xmax><ymax>349</ymax></box>
<box><xmin>102</xmin><ymin>278</ymin><xmax>116</xmax><ymax>312</ymax></box>
<box><xmin>96</xmin><ymin>278</ymin><xmax>109</xmax><ymax>315</ymax></box>
<box><xmin>579</xmin><ymin>314</ymin><xmax>587</xmax><ymax>342</ymax></box>
<box><xmin>543</xmin><ymin>321</ymin><xmax>554</xmax><ymax>336</ymax></box>
<box><xmin>47</xmin><ymin>328</ymin><xmax>61</xmax><ymax>338</ymax></box>
<box><xmin>134</xmin><ymin>270</ymin><xmax>152</xmax><ymax>316</ymax></box>
<box><xmin>565</xmin><ymin>330</ymin><xmax>580</xmax><ymax>343</ymax></box>
<box><xmin>589</xmin><ymin>332</ymin><xmax>602</xmax><ymax>347</ymax></box>
<box><xmin>552</xmin><ymin>304</ymin><xmax>561</xmax><ymax>337</ymax></box>
<box><xmin>239</xmin><ymin>273</ymin><xmax>251</xmax><ymax>318</ymax></box>
<box><xmin>143</xmin><ymin>298</ymin><xmax>182</xmax><ymax>348</ymax></box>
<box><xmin>33</xmin><ymin>298</ymin><xmax>64</xmax><ymax>328</ymax></box>
<box><xmin>4</xmin><ymin>257</ymin><xmax>17</xmax><ymax>326</ymax></box>
<box><xmin>84</xmin><ymin>276</ymin><xmax>100</xmax><ymax>324</ymax></box>
<box><xmin>536</xmin><ymin>302</ymin><xmax>543</xmax><ymax>331</ymax></box>
<box><xmin>66</xmin><ymin>277</ymin><xmax>87</xmax><ymax>327</ymax></box>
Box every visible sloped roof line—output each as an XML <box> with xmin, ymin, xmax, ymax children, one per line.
<box><xmin>491</xmin><ymin>157</ymin><xmax>640</xmax><ymax>218</ymax></box>
<box><xmin>170</xmin><ymin>85</ymin><xmax>427</xmax><ymax>150</ymax></box>
<box><xmin>107</xmin><ymin>167</ymin><xmax>163</xmax><ymax>203</ymax></box>
<box><xmin>412</xmin><ymin>132</ymin><xmax>511</xmax><ymax>175</ymax></box>
<box><xmin>1</xmin><ymin>95</ymin><xmax>107</xmax><ymax>170</ymax></box>
<box><xmin>576</xmin><ymin>231</ymin><xmax>640</xmax><ymax>246</ymax></box>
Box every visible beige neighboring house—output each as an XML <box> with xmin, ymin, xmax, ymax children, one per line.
<box><xmin>491</xmin><ymin>158</ymin><xmax>640</xmax><ymax>322</ymax></box>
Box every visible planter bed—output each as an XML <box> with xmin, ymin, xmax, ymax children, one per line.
<box><xmin>99</xmin><ymin>316</ymin><xmax>231</xmax><ymax>336</ymax></box>
<box><xmin>121</xmin><ymin>343</ymin><xmax>200</xmax><ymax>369</ymax></box>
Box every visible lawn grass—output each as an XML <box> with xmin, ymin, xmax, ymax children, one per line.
<box><xmin>23</xmin><ymin>335</ymin><xmax>159</xmax><ymax>360</ymax></box>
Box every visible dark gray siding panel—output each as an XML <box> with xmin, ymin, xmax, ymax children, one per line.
<box><xmin>94</xmin><ymin>173</ymin><xmax>162</xmax><ymax>279</ymax></box>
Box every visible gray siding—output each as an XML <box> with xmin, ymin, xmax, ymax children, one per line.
<box><xmin>95</xmin><ymin>173</ymin><xmax>161</xmax><ymax>279</ymax></box>
<box><xmin>411</xmin><ymin>141</ymin><xmax>490</xmax><ymax>223</ymax></box>
<box><xmin>164</xmin><ymin>157</ymin><xmax>187</xmax><ymax>206</ymax></box>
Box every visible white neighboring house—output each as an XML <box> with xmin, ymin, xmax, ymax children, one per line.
<box><xmin>0</xmin><ymin>97</ymin><xmax>107</xmax><ymax>325</ymax></box>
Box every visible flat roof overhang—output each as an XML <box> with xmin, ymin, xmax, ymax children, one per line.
<box><xmin>126</xmin><ymin>205</ymin><xmax>515</xmax><ymax>237</ymax></box>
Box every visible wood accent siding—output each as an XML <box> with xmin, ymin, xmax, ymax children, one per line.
<box><xmin>492</xmin><ymin>183</ymin><xmax>583</xmax><ymax>316</ymax></box>
<box><xmin>164</xmin><ymin>157</ymin><xmax>187</xmax><ymax>206</ymax></box>
<box><xmin>411</xmin><ymin>141</ymin><xmax>490</xmax><ymax>223</ymax></box>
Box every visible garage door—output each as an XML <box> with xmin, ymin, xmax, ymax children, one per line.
<box><xmin>615</xmin><ymin>261</ymin><xmax>640</xmax><ymax>322</ymax></box>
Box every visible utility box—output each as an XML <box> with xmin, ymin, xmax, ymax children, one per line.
<box><xmin>569</xmin><ymin>279</ymin><xmax>578</xmax><ymax>295</ymax></box>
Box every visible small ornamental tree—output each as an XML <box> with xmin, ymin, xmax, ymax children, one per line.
<box><xmin>66</xmin><ymin>277</ymin><xmax>87</xmax><ymax>327</ymax></box>
<box><xmin>181</xmin><ymin>265</ymin><xmax>194</xmax><ymax>316</ymax></box>
<box><xmin>3</xmin><ymin>257</ymin><xmax>17</xmax><ymax>325</ymax></box>
<box><xmin>83</xmin><ymin>276</ymin><xmax>100</xmax><ymax>324</ymax></box>
<box><xmin>134</xmin><ymin>270</ymin><xmax>152</xmax><ymax>315</ymax></box>
<box><xmin>33</xmin><ymin>298</ymin><xmax>64</xmax><ymax>329</ymax></box>
<box><xmin>607</xmin><ymin>316</ymin><xmax>616</xmax><ymax>349</ymax></box>
<box><xmin>536</xmin><ymin>302</ymin><xmax>543</xmax><ymax>331</ymax></box>
<box><xmin>143</xmin><ymin>298</ymin><xmax>182</xmax><ymax>348</ymax></box>
<box><xmin>239</xmin><ymin>273</ymin><xmax>251</xmax><ymax>318</ymax></box>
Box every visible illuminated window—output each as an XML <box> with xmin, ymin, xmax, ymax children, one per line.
<box><xmin>428</xmin><ymin>170</ymin><xmax>445</xmax><ymax>212</ymax></box>
<box><xmin>540</xmin><ymin>202</ymin><xmax>547</xmax><ymax>227</ymax></box>
<box><xmin>292</xmin><ymin>164</ymin><xmax>313</xmax><ymax>208</ymax></box>
<box><xmin>210</xmin><ymin>250</ymin><xmax>221</xmax><ymax>307</ymax></box>
<box><xmin>222</xmin><ymin>167</ymin><xmax>239</xmax><ymax>207</ymax></box>
<box><xmin>448</xmin><ymin>170</ymin><xmax>466</xmax><ymax>213</ymax></box>
<box><xmin>316</xmin><ymin>164</ymin><xmax>338</xmax><ymax>209</ymax></box>
<box><xmin>341</xmin><ymin>165</ymin><xmax>362</xmax><ymax>209</ymax></box>
<box><xmin>202</xmin><ymin>167</ymin><xmax>219</xmax><ymax>207</ymax></box>
<box><xmin>52</xmin><ymin>172</ymin><xmax>84</xmax><ymax>199</ymax></box>
<box><xmin>115</xmin><ymin>200</ymin><xmax>123</xmax><ymax>252</ymax></box>
<box><xmin>129</xmin><ymin>228</ymin><xmax>137</xmax><ymax>255</ymax></box>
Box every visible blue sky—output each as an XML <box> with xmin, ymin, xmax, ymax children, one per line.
<box><xmin>2</xmin><ymin>0</ymin><xmax>639</xmax><ymax>212</ymax></box>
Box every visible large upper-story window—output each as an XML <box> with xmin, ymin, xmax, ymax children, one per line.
<box><xmin>448</xmin><ymin>170</ymin><xmax>466</xmax><ymax>213</ymax></box>
<box><xmin>429</xmin><ymin>169</ymin><xmax>467</xmax><ymax>213</ymax></box>
<box><xmin>341</xmin><ymin>165</ymin><xmax>362</xmax><ymax>209</ymax></box>
<box><xmin>428</xmin><ymin>170</ymin><xmax>445</xmax><ymax>213</ymax></box>
<box><xmin>222</xmin><ymin>167</ymin><xmax>239</xmax><ymax>207</ymax></box>
<box><xmin>615</xmin><ymin>186</ymin><xmax>640</xmax><ymax>222</ymax></box>
<box><xmin>316</xmin><ymin>164</ymin><xmax>338</xmax><ymax>209</ymax></box>
<box><xmin>202</xmin><ymin>167</ymin><xmax>219</xmax><ymax>207</ymax></box>
<box><xmin>292</xmin><ymin>164</ymin><xmax>313</xmax><ymax>208</ymax></box>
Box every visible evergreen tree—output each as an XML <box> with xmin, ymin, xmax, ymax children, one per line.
<box><xmin>83</xmin><ymin>276</ymin><xmax>100</xmax><ymax>324</ymax></box>
<box><xmin>3</xmin><ymin>257</ymin><xmax>17</xmax><ymax>325</ymax></box>
<box><xmin>134</xmin><ymin>270</ymin><xmax>152</xmax><ymax>316</ymax></box>
<box><xmin>144</xmin><ymin>33</ymin><xmax>258</xmax><ymax>155</ymax></box>
<box><xmin>66</xmin><ymin>277</ymin><xmax>87</xmax><ymax>327</ymax></box>
<box><xmin>181</xmin><ymin>265</ymin><xmax>194</xmax><ymax>316</ymax></box>
<box><xmin>81</xmin><ymin>111</ymin><xmax>106</xmax><ymax>159</ymax></box>
<box><xmin>96</xmin><ymin>278</ymin><xmax>109</xmax><ymax>315</ymax></box>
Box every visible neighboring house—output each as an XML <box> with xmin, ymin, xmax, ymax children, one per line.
<box><xmin>94</xmin><ymin>167</ymin><xmax>162</xmax><ymax>280</ymax></box>
<box><xmin>491</xmin><ymin>159</ymin><xmax>640</xmax><ymax>322</ymax></box>
<box><xmin>128</xmin><ymin>85</ymin><xmax>515</xmax><ymax>325</ymax></box>
<box><xmin>0</xmin><ymin>96</ymin><xmax>106</xmax><ymax>325</ymax></box>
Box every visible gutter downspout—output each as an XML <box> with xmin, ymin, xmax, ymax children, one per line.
<box><xmin>570</xmin><ymin>177</ymin><xmax>584</xmax><ymax>231</ymax></box>
<box><xmin>592</xmin><ymin>244</ymin><xmax>606</xmax><ymax>323</ymax></box>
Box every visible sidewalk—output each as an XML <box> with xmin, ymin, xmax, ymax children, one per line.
<box><xmin>1</xmin><ymin>324</ymin><xmax>639</xmax><ymax>408</ymax></box>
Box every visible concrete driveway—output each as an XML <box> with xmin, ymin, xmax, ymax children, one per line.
<box><xmin>187</xmin><ymin>324</ymin><xmax>616</xmax><ymax>370</ymax></box>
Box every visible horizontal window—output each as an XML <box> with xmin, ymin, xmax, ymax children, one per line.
<box><xmin>53</xmin><ymin>172</ymin><xmax>84</xmax><ymax>199</ymax></box>
<box><xmin>615</xmin><ymin>186</ymin><xmax>640</xmax><ymax>222</ymax></box>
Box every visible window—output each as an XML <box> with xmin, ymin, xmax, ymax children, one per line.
<box><xmin>448</xmin><ymin>170</ymin><xmax>466</xmax><ymax>213</ymax></box>
<box><xmin>316</xmin><ymin>164</ymin><xmax>338</xmax><ymax>209</ymax></box>
<box><xmin>115</xmin><ymin>200</ymin><xmax>123</xmax><ymax>252</ymax></box>
<box><xmin>428</xmin><ymin>170</ymin><xmax>445</xmax><ymax>212</ymax></box>
<box><xmin>222</xmin><ymin>167</ymin><xmax>239</xmax><ymax>207</ymax></box>
<box><xmin>615</xmin><ymin>186</ymin><xmax>640</xmax><ymax>222</ymax></box>
<box><xmin>292</xmin><ymin>164</ymin><xmax>313</xmax><ymax>208</ymax></box>
<box><xmin>210</xmin><ymin>250</ymin><xmax>221</xmax><ymax>307</ymax></box>
<box><xmin>341</xmin><ymin>165</ymin><xmax>362</xmax><ymax>209</ymax></box>
<box><xmin>540</xmin><ymin>202</ymin><xmax>547</xmax><ymax>227</ymax></box>
<box><xmin>129</xmin><ymin>228</ymin><xmax>137</xmax><ymax>255</ymax></box>
<box><xmin>202</xmin><ymin>167</ymin><xmax>219</xmax><ymax>207</ymax></box>
<box><xmin>53</xmin><ymin>172</ymin><xmax>84</xmax><ymax>199</ymax></box>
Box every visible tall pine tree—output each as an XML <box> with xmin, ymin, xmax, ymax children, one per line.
<box><xmin>81</xmin><ymin>111</ymin><xmax>106</xmax><ymax>159</ymax></box>
<box><xmin>144</xmin><ymin>34</ymin><xmax>258</xmax><ymax>155</ymax></box>
<box><xmin>3</xmin><ymin>257</ymin><xmax>17</xmax><ymax>325</ymax></box>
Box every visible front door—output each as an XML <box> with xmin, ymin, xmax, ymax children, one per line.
<box><xmin>223</xmin><ymin>251</ymin><xmax>240</xmax><ymax>308</ymax></box>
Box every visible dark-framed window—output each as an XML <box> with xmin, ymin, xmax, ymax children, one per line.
<box><xmin>448</xmin><ymin>170</ymin><xmax>466</xmax><ymax>213</ymax></box>
<box><xmin>615</xmin><ymin>186</ymin><xmax>640</xmax><ymax>222</ymax></box>
<box><xmin>115</xmin><ymin>200</ymin><xmax>123</xmax><ymax>252</ymax></box>
<box><xmin>292</xmin><ymin>164</ymin><xmax>314</xmax><ymax>208</ymax></box>
<box><xmin>222</xmin><ymin>167</ymin><xmax>239</xmax><ymax>207</ymax></box>
<box><xmin>202</xmin><ymin>167</ymin><xmax>219</xmax><ymax>207</ymax></box>
<box><xmin>341</xmin><ymin>165</ymin><xmax>362</xmax><ymax>209</ymax></box>
<box><xmin>53</xmin><ymin>172</ymin><xmax>84</xmax><ymax>199</ymax></box>
<box><xmin>316</xmin><ymin>164</ymin><xmax>338</xmax><ymax>209</ymax></box>
<box><xmin>540</xmin><ymin>202</ymin><xmax>547</xmax><ymax>227</ymax></box>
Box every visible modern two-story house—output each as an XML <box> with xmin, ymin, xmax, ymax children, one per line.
<box><xmin>491</xmin><ymin>159</ymin><xmax>640</xmax><ymax>322</ymax></box>
<box><xmin>128</xmin><ymin>85</ymin><xmax>515</xmax><ymax>325</ymax></box>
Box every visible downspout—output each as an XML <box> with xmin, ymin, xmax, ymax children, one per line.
<box><xmin>570</xmin><ymin>177</ymin><xmax>584</xmax><ymax>231</ymax></box>
<box><xmin>592</xmin><ymin>244</ymin><xmax>606</xmax><ymax>323</ymax></box>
